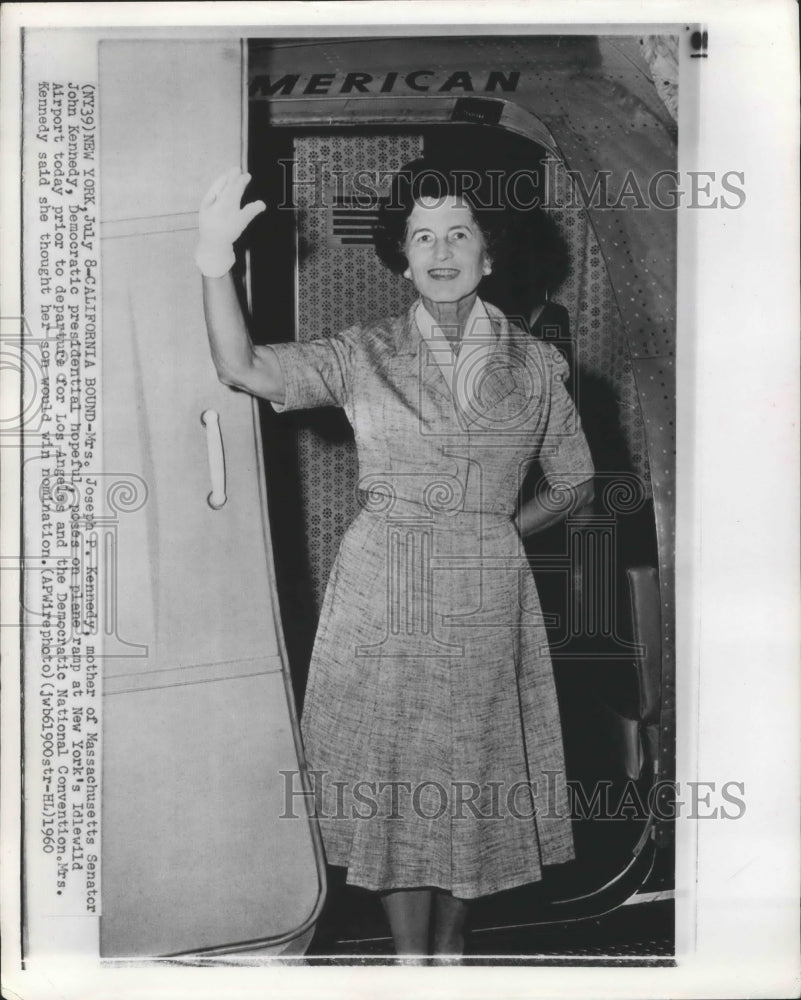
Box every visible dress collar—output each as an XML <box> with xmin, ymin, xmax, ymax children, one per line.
<box><xmin>394</xmin><ymin>297</ymin><xmax>507</xmax><ymax>357</ymax></box>
<box><xmin>414</xmin><ymin>297</ymin><xmax>495</xmax><ymax>358</ymax></box>
<box><xmin>411</xmin><ymin>297</ymin><xmax>506</xmax><ymax>419</ymax></box>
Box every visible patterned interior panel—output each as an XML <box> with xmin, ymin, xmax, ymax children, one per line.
<box><xmin>549</xmin><ymin>158</ymin><xmax>652</xmax><ymax>497</ymax></box>
<box><xmin>294</xmin><ymin>135</ymin><xmax>422</xmax><ymax>612</ymax></box>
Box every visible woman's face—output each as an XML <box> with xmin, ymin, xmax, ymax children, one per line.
<box><xmin>403</xmin><ymin>195</ymin><xmax>491</xmax><ymax>304</ymax></box>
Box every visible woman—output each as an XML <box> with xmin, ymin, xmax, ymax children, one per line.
<box><xmin>196</xmin><ymin>160</ymin><xmax>594</xmax><ymax>961</ymax></box>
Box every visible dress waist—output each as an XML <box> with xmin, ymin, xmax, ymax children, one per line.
<box><xmin>356</xmin><ymin>487</ymin><xmax>513</xmax><ymax>522</ymax></box>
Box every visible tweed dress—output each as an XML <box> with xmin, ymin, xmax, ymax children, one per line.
<box><xmin>269</xmin><ymin>298</ymin><xmax>593</xmax><ymax>899</ymax></box>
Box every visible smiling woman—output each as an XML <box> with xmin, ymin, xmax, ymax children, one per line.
<box><xmin>373</xmin><ymin>159</ymin><xmax>509</xmax><ymax>281</ymax></box>
<box><xmin>196</xmin><ymin>157</ymin><xmax>594</xmax><ymax>961</ymax></box>
<box><xmin>403</xmin><ymin>196</ymin><xmax>491</xmax><ymax>311</ymax></box>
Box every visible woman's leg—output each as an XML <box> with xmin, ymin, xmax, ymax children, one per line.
<box><xmin>432</xmin><ymin>890</ymin><xmax>469</xmax><ymax>956</ymax></box>
<box><xmin>380</xmin><ymin>888</ymin><xmax>433</xmax><ymax>959</ymax></box>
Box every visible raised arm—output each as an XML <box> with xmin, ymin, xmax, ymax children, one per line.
<box><xmin>196</xmin><ymin>168</ymin><xmax>286</xmax><ymax>403</ymax></box>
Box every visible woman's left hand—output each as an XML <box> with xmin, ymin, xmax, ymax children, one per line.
<box><xmin>516</xmin><ymin>478</ymin><xmax>594</xmax><ymax>537</ymax></box>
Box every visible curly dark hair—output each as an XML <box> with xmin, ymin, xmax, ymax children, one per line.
<box><xmin>482</xmin><ymin>205</ymin><xmax>571</xmax><ymax>314</ymax></box>
<box><xmin>373</xmin><ymin>157</ymin><xmax>510</xmax><ymax>276</ymax></box>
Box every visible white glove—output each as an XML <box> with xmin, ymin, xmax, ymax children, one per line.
<box><xmin>195</xmin><ymin>167</ymin><xmax>266</xmax><ymax>277</ymax></box>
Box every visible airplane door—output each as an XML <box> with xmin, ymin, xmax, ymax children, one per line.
<box><xmin>248</xmin><ymin>118</ymin><xmax>662</xmax><ymax>942</ymax></box>
<box><xmin>99</xmin><ymin>40</ymin><xmax>324</xmax><ymax>957</ymax></box>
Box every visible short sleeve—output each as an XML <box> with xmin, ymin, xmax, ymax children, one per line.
<box><xmin>267</xmin><ymin>327</ymin><xmax>357</xmax><ymax>414</ymax></box>
<box><xmin>538</xmin><ymin>343</ymin><xmax>594</xmax><ymax>486</ymax></box>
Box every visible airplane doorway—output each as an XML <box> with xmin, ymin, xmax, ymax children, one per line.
<box><xmin>246</xmin><ymin>118</ymin><xmax>668</xmax><ymax>952</ymax></box>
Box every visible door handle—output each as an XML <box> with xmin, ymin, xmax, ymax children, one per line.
<box><xmin>201</xmin><ymin>409</ymin><xmax>227</xmax><ymax>509</ymax></box>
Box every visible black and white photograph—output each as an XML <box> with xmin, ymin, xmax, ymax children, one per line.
<box><xmin>1</xmin><ymin>2</ymin><xmax>798</xmax><ymax>997</ymax></box>
<box><xmin>101</xmin><ymin>28</ymin><xmax>679</xmax><ymax>963</ymax></box>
